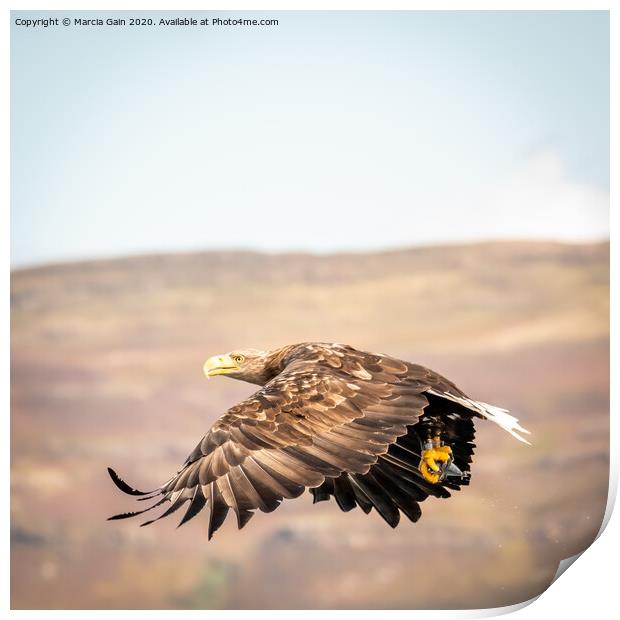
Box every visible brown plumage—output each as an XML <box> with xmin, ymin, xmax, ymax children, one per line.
<box><xmin>108</xmin><ymin>342</ymin><xmax>529</xmax><ymax>538</ymax></box>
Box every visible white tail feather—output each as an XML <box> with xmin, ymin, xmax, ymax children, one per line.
<box><xmin>427</xmin><ymin>389</ymin><xmax>531</xmax><ymax>445</ymax></box>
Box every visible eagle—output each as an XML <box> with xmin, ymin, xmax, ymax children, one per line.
<box><xmin>108</xmin><ymin>342</ymin><xmax>530</xmax><ymax>539</ymax></box>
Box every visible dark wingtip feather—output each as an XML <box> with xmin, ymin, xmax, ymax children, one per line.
<box><xmin>177</xmin><ymin>490</ymin><xmax>207</xmax><ymax>529</ymax></box>
<box><xmin>107</xmin><ymin>467</ymin><xmax>154</xmax><ymax>496</ymax></box>
<box><xmin>310</xmin><ymin>487</ymin><xmax>330</xmax><ymax>504</ymax></box>
<box><xmin>208</xmin><ymin>484</ymin><xmax>229</xmax><ymax>540</ymax></box>
<box><xmin>140</xmin><ymin>498</ymin><xmax>187</xmax><ymax>527</ymax></box>
<box><xmin>136</xmin><ymin>492</ymin><xmax>165</xmax><ymax>502</ymax></box>
<box><xmin>107</xmin><ymin>511</ymin><xmax>143</xmax><ymax>521</ymax></box>
<box><xmin>107</xmin><ymin>498</ymin><xmax>167</xmax><ymax>521</ymax></box>
<box><xmin>237</xmin><ymin>509</ymin><xmax>255</xmax><ymax>529</ymax></box>
<box><xmin>333</xmin><ymin>476</ymin><xmax>358</xmax><ymax>512</ymax></box>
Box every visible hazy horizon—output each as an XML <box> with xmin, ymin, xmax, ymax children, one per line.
<box><xmin>9</xmin><ymin>236</ymin><xmax>610</xmax><ymax>272</ymax></box>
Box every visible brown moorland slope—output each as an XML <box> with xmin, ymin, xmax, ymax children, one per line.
<box><xmin>11</xmin><ymin>241</ymin><xmax>609</xmax><ymax>609</ymax></box>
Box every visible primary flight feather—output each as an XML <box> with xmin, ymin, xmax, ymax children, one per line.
<box><xmin>108</xmin><ymin>342</ymin><xmax>530</xmax><ymax>539</ymax></box>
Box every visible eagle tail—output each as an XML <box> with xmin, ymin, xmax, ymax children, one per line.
<box><xmin>426</xmin><ymin>389</ymin><xmax>531</xmax><ymax>444</ymax></box>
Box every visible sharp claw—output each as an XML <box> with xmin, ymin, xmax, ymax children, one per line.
<box><xmin>420</xmin><ymin>461</ymin><xmax>440</xmax><ymax>484</ymax></box>
<box><xmin>420</xmin><ymin>444</ymin><xmax>463</xmax><ymax>484</ymax></box>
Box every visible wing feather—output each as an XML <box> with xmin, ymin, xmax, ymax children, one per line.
<box><xmin>177</xmin><ymin>486</ymin><xmax>207</xmax><ymax>528</ymax></box>
<box><xmin>207</xmin><ymin>481</ymin><xmax>229</xmax><ymax>539</ymax></box>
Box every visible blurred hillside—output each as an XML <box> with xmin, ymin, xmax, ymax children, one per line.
<box><xmin>11</xmin><ymin>241</ymin><xmax>609</xmax><ymax>609</ymax></box>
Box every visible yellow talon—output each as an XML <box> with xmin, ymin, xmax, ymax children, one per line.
<box><xmin>420</xmin><ymin>460</ymin><xmax>440</xmax><ymax>484</ymax></box>
<box><xmin>419</xmin><ymin>446</ymin><xmax>452</xmax><ymax>483</ymax></box>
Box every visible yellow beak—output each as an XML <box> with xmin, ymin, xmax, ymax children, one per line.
<box><xmin>203</xmin><ymin>354</ymin><xmax>239</xmax><ymax>378</ymax></box>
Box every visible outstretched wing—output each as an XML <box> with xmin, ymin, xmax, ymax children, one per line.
<box><xmin>108</xmin><ymin>347</ymin><xmax>432</xmax><ymax>538</ymax></box>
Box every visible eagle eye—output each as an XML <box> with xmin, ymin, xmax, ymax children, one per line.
<box><xmin>232</xmin><ymin>354</ymin><xmax>245</xmax><ymax>364</ymax></box>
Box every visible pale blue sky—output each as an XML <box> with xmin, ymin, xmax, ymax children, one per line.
<box><xmin>11</xmin><ymin>11</ymin><xmax>609</xmax><ymax>267</ymax></box>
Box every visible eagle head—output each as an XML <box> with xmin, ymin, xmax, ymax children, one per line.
<box><xmin>203</xmin><ymin>348</ymin><xmax>273</xmax><ymax>385</ymax></box>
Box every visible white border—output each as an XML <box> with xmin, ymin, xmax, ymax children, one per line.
<box><xmin>4</xmin><ymin>1</ymin><xmax>615</xmax><ymax>617</ymax></box>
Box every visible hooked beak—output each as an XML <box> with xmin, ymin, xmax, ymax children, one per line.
<box><xmin>203</xmin><ymin>354</ymin><xmax>239</xmax><ymax>378</ymax></box>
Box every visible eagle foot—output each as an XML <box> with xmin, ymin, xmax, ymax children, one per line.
<box><xmin>419</xmin><ymin>436</ymin><xmax>464</xmax><ymax>484</ymax></box>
